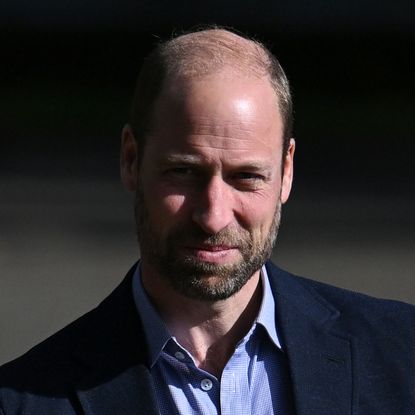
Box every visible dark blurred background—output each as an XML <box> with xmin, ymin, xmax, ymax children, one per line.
<box><xmin>1</xmin><ymin>0</ymin><xmax>414</xmax><ymax>364</ymax></box>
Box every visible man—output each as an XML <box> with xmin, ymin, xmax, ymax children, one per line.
<box><xmin>1</xmin><ymin>28</ymin><xmax>414</xmax><ymax>415</ymax></box>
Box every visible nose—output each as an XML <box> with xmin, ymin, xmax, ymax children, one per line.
<box><xmin>192</xmin><ymin>176</ymin><xmax>234</xmax><ymax>234</ymax></box>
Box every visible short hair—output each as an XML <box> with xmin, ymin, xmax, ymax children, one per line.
<box><xmin>129</xmin><ymin>28</ymin><xmax>293</xmax><ymax>157</ymax></box>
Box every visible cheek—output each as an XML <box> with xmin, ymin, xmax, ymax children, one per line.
<box><xmin>145</xmin><ymin>187</ymin><xmax>188</xmax><ymax>223</ymax></box>
<box><xmin>237</xmin><ymin>192</ymin><xmax>279</xmax><ymax>231</ymax></box>
<box><xmin>161</xmin><ymin>194</ymin><xmax>187</xmax><ymax>215</ymax></box>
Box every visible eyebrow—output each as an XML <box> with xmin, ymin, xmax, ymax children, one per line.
<box><xmin>162</xmin><ymin>154</ymin><xmax>203</xmax><ymax>164</ymax></box>
<box><xmin>162</xmin><ymin>154</ymin><xmax>272</xmax><ymax>169</ymax></box>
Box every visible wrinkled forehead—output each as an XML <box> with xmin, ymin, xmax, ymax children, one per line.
<box><xmin>154</xmin><ymin>70</ymin><xmax>281</xmax><ymax>121</ymax></box>
<box><xmin>145</xmin><ymin>72</ymin><xmax>284</xmax><ymax>157</ymax></box>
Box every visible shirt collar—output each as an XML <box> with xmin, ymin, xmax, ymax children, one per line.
<box><xmin>256</xmin><ymin>266</ymin><xmax>282</xmax><ymax>349</ymax></box>
<box><xmin>132</xmin><ymin>263</ymin><xmax>282</xmax><ymax>367</ymax></box>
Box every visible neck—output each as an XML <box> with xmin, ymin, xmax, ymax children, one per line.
<box><xmin>141</xmin><ymin>261</ymin><xmax>263</xmax><ymax>377</ymax></box>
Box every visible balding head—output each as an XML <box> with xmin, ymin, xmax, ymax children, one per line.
<box><xmin>129</xmin><ymin>28</ymin><xmax>293</xmax><ymax>158</ymax></box>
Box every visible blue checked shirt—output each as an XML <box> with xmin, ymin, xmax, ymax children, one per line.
<box><xmin>133</xmin><ymin>265</ymin><xmax>294</xmax><ymax>414</ymax></box>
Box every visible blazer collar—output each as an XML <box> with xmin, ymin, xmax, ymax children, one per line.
<box><xmin>73</xmin><ymin>264</ymin><xmax>160</xmax><ymax>415</ymax></box>
<box><xmin>266</xmin><ymin>262</ymin><xmax>357</xmax><ymax>415</ymax></box>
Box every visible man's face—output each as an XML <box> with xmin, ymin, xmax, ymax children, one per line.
<box><xmin>123</xmin><ymin>72</ymin><xmax>294</xmax><ymax>301</ymax></box>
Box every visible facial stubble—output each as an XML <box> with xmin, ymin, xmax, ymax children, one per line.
<box><xmin>135</xmin><ymin>188</ymin><xmax>281</xmax><ymax>301</ymax></box>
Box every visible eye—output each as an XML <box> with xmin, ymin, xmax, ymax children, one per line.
<box><xmin>169</xmin><ymin>167</ymin><xmax>194</xmax><ymax>175</ymax></box>
<box><xmin>231</xmin><ymin>171</ymin><xmax>266</xmax><ymax>190</ymax></box>
<box><xmin>163</xmin><ymin>166</ymin><xmax>199</xmax><ymax>179</ymax></box>
<box><xmin>233</xmin><ymin>172</ymin><xmax>264</xmax><ymax>181</ymax></box>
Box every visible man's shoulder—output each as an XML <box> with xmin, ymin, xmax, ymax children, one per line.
<box><xmin>266</xmin><ymin>261</ymin><xmax>415</xmax><ymax>336</ymax></box>
<box><xmin>266</xmin><ymin>263</ymin><xmax>415</xmax><ymax>411</ymax></box>
<box><xmin>0</xmin><ymin>265</ymin><xmax>143</xmax><ymax>391</ymax></box>
<box><xmin>0</xmin><ymin>302</ymin><xmax>100</xmax><ymax>385</ymax></box>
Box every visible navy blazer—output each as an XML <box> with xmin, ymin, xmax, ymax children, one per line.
<box><xmin>1</xmin><ymin>262</ymin><xmax>415</xmax><ymax>414</ymax></box>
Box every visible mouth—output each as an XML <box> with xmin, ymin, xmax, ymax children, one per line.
<box><xmin>182</xmin><ymin>244</ymin><xmax>239</xmax><ymax>263</ymax></box>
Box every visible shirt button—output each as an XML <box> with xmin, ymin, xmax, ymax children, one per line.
<box><xmin>201</xmin><ymin>378</ymin><xmax>213</xmax><ymax>391</ymax></box>
<box><xmin>174</xmin><ymin>351</ymin><xmax>185</xmax><ymax>360</ymax></box>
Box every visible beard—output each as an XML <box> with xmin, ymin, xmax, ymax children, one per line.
<box><xmin>135</xmin><ymin>189</ymin><xmax>281</xmax><ymax>301</ymax></box>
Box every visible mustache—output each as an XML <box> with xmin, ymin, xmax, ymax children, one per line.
<box><xmin>165</xmin><ymin>225</ymin><xmax>252</xmax><ymax>248</ymax></box>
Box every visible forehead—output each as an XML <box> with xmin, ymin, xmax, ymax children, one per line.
<box><xmin>145</xmin><ymin>73</ymin><xmax>284</xmax><ymax>161</ymax></box>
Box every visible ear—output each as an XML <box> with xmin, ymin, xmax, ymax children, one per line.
<box><xmin>120</xmin><ymin>124</ymin><xmax>139</xmax><ymax>192</ymax></box>
<box><xmin>281</xmin><ymin>138</ymin><xmax>295</xmax><ymax>204</ymax></box>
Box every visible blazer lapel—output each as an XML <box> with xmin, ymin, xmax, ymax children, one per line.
<box><xmin>267</xmin><ymin>264</ymin><xmax>357</xmax><ymax>415</ymax></box>
<box><xmin>70</xmin><ymin>264</ymin><xmax>159</xmax><ymax>414</ymax></box>
<box><xmin>76</xmin><ymin>364</ymin><xmax>159</xmax><ymax>415</ymax></box>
